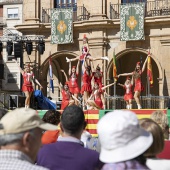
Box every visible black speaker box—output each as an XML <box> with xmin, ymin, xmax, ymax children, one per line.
<box><xmin>0</xmin><ymin>64</ymin><xmax>4</xmax><ymax>79</ymax></box>
<box><xmin>14</xmin><ymin>42</ymin><xmax>23</xmax><ymax>58</ymax></box>
<box><xmin>9</xmin><ymin>95</ymin><xmax>26</xmax><ymax>110</ymax></box>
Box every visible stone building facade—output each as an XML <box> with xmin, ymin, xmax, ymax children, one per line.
<box><xmin>13</xmin><ymin>0</ymin><xmax>170</xmax><ymax>106</ymax></box>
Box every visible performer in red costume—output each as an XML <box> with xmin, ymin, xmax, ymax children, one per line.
<box><xmin>66</xmin><ymin>35</ymin><xmax>109</xmax><ymax>63</ymax></box>
<box><xmin>87</xmin><ymin>82</ymin><xmax>116</xmax><ymax>110</ymax></box>
<box><xmin>118</xmin><ymin>55</ymin><xmax>149</xmax><ymax>109</ymax></box>
<box><xmin>60</xmin><ymin>82</ymin><xmax>74</xmax><ymax>110</ymax></box>
<box><xmin>91</xmin><ymin>62</ymin><xmax>107</xmax><ymax>108</ymax></box>
<box><xmin>81</xmin><ymin>59</ymin><xmax>92</xmax><ymax>108</ymax></box>
<box><xmin>92</xmin><ymin>63</ymin><xmax>103</xmax><ymax>89</ymax></box>
<box><xmin>15</xmin><ymin>60</ymin><xmax>42</xmax><ymax>108</ymax></box>
<box><xmin>118</xmin><ymin>76</ymin><xmax>133</xmax><ymax>109</ymax></box>
<box><xmin>68</xmin><ymin>60</ymin><xmax>80</xmax><ymax>105</ymax></box>
<box><xmin>56</xmin><ymin>78</ymin><xmax>80</xmax><ymax>110</ymax></box>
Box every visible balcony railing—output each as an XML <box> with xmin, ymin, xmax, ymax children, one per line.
<box><xmin>41</xmin><ymin>5</ymin><xmax>89</xmax><ymax>23</ymax></box>
<box><xmin>106</xmin><ymin>96</ymin><xmax>169</xmax><ymax>110</ymax></box>
<box><xmin>110</xmin><ymin>0</ymin><xmax>170</xmax><ymax>19</ymax></box>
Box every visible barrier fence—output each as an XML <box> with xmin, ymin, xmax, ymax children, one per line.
<box><xmin>0</xmin><ymin>90</ymin><xmax>169</xmax><ymax>110</ymax></box>
<box><xmin>106</xmin><ymin>96</ymin><xmax>170</xmax><ymax>110</ymax></box>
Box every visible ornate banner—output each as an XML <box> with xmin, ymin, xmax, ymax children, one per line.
<box><xmin>51</xmin><ymin>8</ymin><xmax>73</xmax><ymax>44</ymax></box>
<box><xmin>120</xmin><ymin>3</ymin><xmax>145</xmax><ymax>41</ymax></box>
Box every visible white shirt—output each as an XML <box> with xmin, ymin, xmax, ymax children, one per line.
<box><xmin>147</xmin><ymin>158</ymin><xmax>170</xmax><ymax>170</ymax></box>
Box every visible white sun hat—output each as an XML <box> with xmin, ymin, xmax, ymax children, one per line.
<box><xmin>97</xmin><ymin>110</ymin><xmax>153</xmax><ymax>163</ymax></box>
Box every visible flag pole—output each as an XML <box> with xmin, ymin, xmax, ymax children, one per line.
<box><xmin>113</xmin><ymin>49</ymin><xmax>117</xmax><ymax>109</ymax></box>
<box><xmin>113</xmin><ymin>49</ymin><xmax>117</xmax><ymax>97</ymax></box>
<box><xmin>147</xmin><ymin>50</ymin><xmax>151</xmax><ymax>97</ymax></box>
<box><xmin>48</xmin><ymin>52</ymin><xmax>51</xmax><ymax>97</ymax></box>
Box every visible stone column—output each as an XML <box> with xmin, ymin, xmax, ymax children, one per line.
<box><xmin>83</xmin><ymin>0</ymin><xmax>106</xmax><ymax>20</ymax></box>
<box><xmin>23</xmin><ymin>0</ymin><xmax>41</xmax><ymax>23</ymax></box>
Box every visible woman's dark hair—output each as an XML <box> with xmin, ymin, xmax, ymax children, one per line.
<box><xmin>42</xmin><ymin>110</ymin><xmax>61</xmax><ymax>125</ymax></box>
<box><xmin>134</xmin><ymin>154</ymin><xmax>146</xmax><ymax>166</ymax></box>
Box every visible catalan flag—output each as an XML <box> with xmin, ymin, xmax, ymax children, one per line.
<box><xmin>147</xmin><ymin>54</ymin><xmax>153</xmax><ymax>87</ymax></box>
<box><xmin>113</xmin><ymin>51</ymin><xmax>117</xmax><ymax>82</ymax></box>
<box><xmin>49</xmin><ymin>57</ymin><xmax>54</xmax><ymax>93</ymax></box>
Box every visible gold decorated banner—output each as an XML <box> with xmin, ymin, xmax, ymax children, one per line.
<box><xmin>120</xmin><ymin>3</ymin><xmax>145</xmax><ymax>41</ymax></box>
<box><xmin>51</xmin><ymin>8</ymin><xmax>73</xmax><ymax>44</ymax></box>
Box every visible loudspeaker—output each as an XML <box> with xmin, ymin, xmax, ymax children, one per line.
<box><xmin>56</xmin><ymin>101</ymin><xmax>61</xmax><ymax>110</ymax></box>
<box><xmin>167</xmin><ymin>98</ymin><xmax>170</xmax><ymax>109</ymax></box>
<box><xmin>9</xmin><ymin>95</ymin><xmax>26</xmax><ymax>110</ymax></box>
<box><xmin>0</xmin><ymin>64</ymin><xmax>4</xmax><ymax>79</ymax></box>
<box><xmin>26</xmin><ymin>41</ymin><xmax>33</xmax><ymax>55</ymax></box>
<box><xmin>38</xmin><ymin>40</ymin><xmax>45</xmax><ymax>55</ymax></box>
<box><xmin>14</xmin><ymin>42</ymin><xmax>23</xmax><ymax>58</ymax></box>
<box><xmin>6</xmin><ymin>41</ymin><xmax>13</xmax><ymax>55</ymax></box>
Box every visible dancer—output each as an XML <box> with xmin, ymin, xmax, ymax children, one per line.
<box><xmin>56</xmin><ymin>78</ymin><xmax>80</xmax><ymax>110</ymax></box>
<box><xmin>87</xmin><ymin>82</ymin><xmax>116</xmax><ymax>110</ymax></box>
<box><xmin>91</xmin><ymin>62</ymin><xmax>103</xmax><ymax>89</ymax></box>
<box><xmin>66</xmin><ymin>35</ymin><xmax>109</xmax><ymax>63</ymax></box>
<box><xmin>81</xmin><ymin>58</ymin><xmax>93</xmax><ymax>108</ymax></box>
<box><xmin>15</xmin><ymin>60</ymin><xmax>42</xmax><ymax>108</ymax></box>
<box><xmin>91</xmin><ymin>61</ymin><xmax>106</xmax><ymax>109</ymax></box>
<box><xmin>118</xmin><ymin>76</ymin><xmax>133</xmax><ymax>109</ymax></box>
<box><xmin>51</xmin><ymin>69</ymin><xmax>81</xmax><ymax>108</ymax></box>
<box><xmin>118</xmin><ymin>55</ymin><xmax>149</xmax><ymax>109</ymax></box>
<box><xmin>68</xmin><ymin>60</ymin><xmax>80</xmax><ymax>105</ymax></box>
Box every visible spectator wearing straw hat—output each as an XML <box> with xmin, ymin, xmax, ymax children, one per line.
<box><xmin>0</xmin><ymin>108</ymin><xmax>58</xmax><ymax>170</ymax></box>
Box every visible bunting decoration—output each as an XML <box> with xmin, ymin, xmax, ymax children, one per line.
<box><xmin>51</xmin><ymin>8</ymin><xmax>73</xmax><ymax>44</ymax></box>
<box><xmin>113</xmin><ymin>51</ymin><xmax>117</xmax><ymax>82</ymax></box>
<box><xmin>147</xmin><ymin>54</ymin><xmax>153</xmax><ymax>87</ymax></box>
<box><xmin>120</xmin><ymin>2</ymin><xmax>145</xmax><ymax>41</ymax></box>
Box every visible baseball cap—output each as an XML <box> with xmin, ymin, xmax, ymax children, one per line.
<box><xmin>0</xmin><ymin>108</ymin><xmax>58</xmax><ymax>135</ymax></box>
<box><xmin>97</xmin><ymin>110</ymin><xmax>153</xmax><ymax>163</ymax></box>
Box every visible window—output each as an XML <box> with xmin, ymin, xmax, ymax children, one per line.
<box><xmin>7</xmin><ymin>8</ymin><xmax>19</xmax><ymax>19</ymax></box>
<box><xmin>7</xmin><ymin>72</ymin><xmax>17</xmax><ymax>83</ymax></box>
<box><xmin>121</xmin><ymin>0</ymin><xmax>145</xmax><ymax>3</ymax></box>
<box><xmin>54</xmin><ymin>0</ymin><xmax>77</xmax><ymax>10</ymax></box>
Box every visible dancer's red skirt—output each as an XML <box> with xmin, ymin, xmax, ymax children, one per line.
<box><xmin>61</xmin><ymin>100</ymin><xmax>69</xmax><ymax>110</ymax></box>
<box><xmin>81</xmin><ymin>84</ymin><xmax>92</xmax><ymax>94</ymax></box>
<box><xmin>69</xmin><ymin>87</ymin><xmax>80</xmax><ymax>94</ymax></box>
<box><xmin>124</xmin><ymin>93</ymin><xmax>133</xmax><ymax>101</ymax></box>
<box><xmin>22</xmin><ymin>85</ymin><xmax>34</xmax><ymax>92</ymax></box>
<box><xmin>95</xmin><ymin>97</ymin><xmax>103</xmax><ymax>109</ymax></box>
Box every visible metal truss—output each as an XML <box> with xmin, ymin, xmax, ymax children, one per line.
<box><xmin>0</xmin><ymin>35</ymin><xmax>45</xmax><ymax>42</ymax></box>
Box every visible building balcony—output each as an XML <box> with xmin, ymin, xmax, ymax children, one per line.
<box><xmin>41</xmin><ymin>5</ymin><xmax>90</xmax><ymax>23</ymax></box>
<box><xmin>110</xmin><ymin>0</ymin><xmax>170</xmax><ymax>19</ymax></box>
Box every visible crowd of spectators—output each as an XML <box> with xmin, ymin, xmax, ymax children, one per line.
<box><xmin>0</xmin><ymin>106</ymin><xmax>170</xmax><ymax>170</ymax></box>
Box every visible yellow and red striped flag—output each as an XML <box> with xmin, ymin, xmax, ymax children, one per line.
<box><xmin>147</xmin><ymin>53</ymin><xmax>153</xmax><ymax>87</ymax></box>
<box><xmin>113</xmin><ymin>50</ymin><xmax>117</xmax><ymax>82</ymax></box>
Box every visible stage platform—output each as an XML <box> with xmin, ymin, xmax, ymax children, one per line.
<box><xmin>37</xmin><ymin>109</ymin><xmax>169</xmax><ymax>137</ymax></box>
